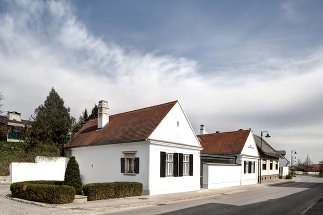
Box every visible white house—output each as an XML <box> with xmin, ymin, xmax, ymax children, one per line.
<box><xmin>253</xmin><ymin>135</ymin><xmax>281</xmax><ymax>182</ymax></box>
<box><xmin>65</xmin><ymin>100</ymin><xmax>202</xmax><ymax>195</ymax></box>
<box><xmin>198</xmin><ymin>128</ymin><xmax>259</xmax><ymax>189</ymax></box>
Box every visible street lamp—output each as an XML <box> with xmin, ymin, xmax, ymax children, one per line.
<box><xmin>259</xmin><ymin>131</ymin><xmax>271</xmax><ymax>184</ymax></box>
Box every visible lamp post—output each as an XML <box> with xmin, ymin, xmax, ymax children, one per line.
<box><xmin>259</xmin><ymin>130</ymin><xmax>271</xmax><ymax>184</ymax></box>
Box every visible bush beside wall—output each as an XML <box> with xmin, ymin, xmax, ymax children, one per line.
<box><xmin>83</xmin><ymin>182</ymin><xmax>143</xmax><ymax>201</ymax></box>
<box><xmin>64</xmin><ymin>156</ymin><xmax>83</xmax><ymax>195</ymax></box>
<box><xmin>10</xmin><ymin>181</ymin><xmax>75</xmax><ymax>204</ymax></box>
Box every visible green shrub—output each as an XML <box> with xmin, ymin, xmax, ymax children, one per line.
<box><xmin>14</xmin><ymin>180</ymin><xmax>64</xmax><ymax>185</ymax></box>
<box><xmin>285</xmin><ymin>174</ymin><xmax>292</xmax><ymax>179</ymax></box>
<box><xmin>83</xmin><ymin>182</ymin><xmax>143</xmax><ymax>201</ymax></box>
<box><xmin>10</xmin><ymin>181</ymin><xmax>75</xmax><ymax>204</ymax></box>
<box><xmin>64</xmin><ymin>156</ymin><xmax>83</xmax><ymax>195</ymax></box>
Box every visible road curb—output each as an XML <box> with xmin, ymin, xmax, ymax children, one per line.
<box><xmin>5</xmin><ymin>179</ymin><xmax>296</xmax><ymax>212</ymax></box>
<box><xmin>5</xmin><ymin>194</ymin><xmax>60</xmax><ymax>208</ymax></box>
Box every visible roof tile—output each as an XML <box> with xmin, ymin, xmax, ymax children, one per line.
<box><xmin>198</xmin><ymin>130</ymin><xmax>250</xmax><ymax>155</ymax></box>
<box><xmin>65</xmin><ymin>101</ymin><xmax>177</xmax><ymax>148</ymax></box>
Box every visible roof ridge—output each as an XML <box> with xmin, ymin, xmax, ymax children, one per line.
<box><xmin>198</xmin><ymin>129</ymin><xmax>250</xmax><ymax>136</ymax></box>
<box><xmin>110</xmin><ymin>100</ymin><xmax>178</xmax><ymax>117</ymax></box>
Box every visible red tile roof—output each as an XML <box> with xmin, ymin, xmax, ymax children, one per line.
<box><xmin>65</xmin><ymin>101</ymin><xmax>177</xmax><ymax>148</ymax></box>
<box><xmin>198</xmin><ymin>130</ymin><xmax>251</xmax><ymax>155</ymax></box>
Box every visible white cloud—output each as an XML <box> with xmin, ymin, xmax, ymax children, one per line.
<box><xmin>0</xmin><ymin>0</ymin><xmax>322</xmax><ymax>163</ymax></box>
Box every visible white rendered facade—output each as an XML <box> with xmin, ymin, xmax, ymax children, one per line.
<box><xmin>69</xmin><ymin>102</ymin><xmax>202</xmax><ymax>195</ymax></box>
<box><xmin>202</xmin><ymin>132</ymin><xmax>259</xmax><ymax>189</ymax></box>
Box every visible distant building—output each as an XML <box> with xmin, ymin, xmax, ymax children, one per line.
<box><xmin>277</xmin><ymin>150</ymin><xmax>290</xmax><ymax>167</ymax></box>
<box><xmin>254</xmin><ymin>135</ymin><xmax>281</xmax><ymax>182</ymax></box>
<box><xmin>291</xmin><ymin>150</ymin><xmax>298</xmax><ymax>167</ymax></box>
<box><xmin>198</xmin><ymin>128</ymin><xmax>259</xmax><ymax>189</ymax></box>
<box><xmin>0</xmin><ymin>111</ymin><xmax>31</xmax><ymax>142</ymax></box>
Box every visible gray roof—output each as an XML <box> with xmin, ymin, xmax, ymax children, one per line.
<box><xmin>253</xmin><ymin>134</ymin><xmax>281</xmax><ymax>158</ymax></box>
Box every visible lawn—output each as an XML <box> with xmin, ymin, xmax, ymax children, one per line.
<box><xmin>0</xmin><ymin>141</ymin><xmax>60</xmax><ymax>175</ymax></box>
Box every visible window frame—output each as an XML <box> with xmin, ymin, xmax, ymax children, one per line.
<box><xmin>262</xmin><ymin>160</ymin><xmax>267</xmax><ymax>170</ymax></box>
<box><xmin>270</xmin><ymin>160</ymin><xmax>273</xmax><ymax>170</ymax></box>
<box><xmin>122</xmin><ymin>151</ymin><xmax>138</xmax><ymax>175</ymax></box>
<box><xmin>183</xmin><ymin>154</ymin><xmax>190</xmax><ymax>176</ymax></box>
<box><xmin>166</xmin><ymin>153</ymin><xmax>174</xmax><ymax>177</ymax></box>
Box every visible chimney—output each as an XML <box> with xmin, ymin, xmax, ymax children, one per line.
<box><xmin>200</xmin><ymin>124</ymin><xmax>206</xmax><ymax>135</ymax></box>
<box><xmin>98</xmin><ymin>100</ymin><xmax>109</xmax><ymax>129</ymax></box>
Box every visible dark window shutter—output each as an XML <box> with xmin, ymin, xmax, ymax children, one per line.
<box><xmin>189</xmin><ymin>154</ymin><xmax>193</xmax><ymax>176</ymax></box>
<box><xmin>134</xmin><ymin>157</ymin><xmax>139</xmax><ymax>174</ymax></box>
<box><xmin>244</xmin><ymin>161</ymin><xmax>247</xmax><ymax>174</ymax></box>
<box><xmin>173</xmin><ymin>153</ymin><xmax>179</xmax><ymax>177</ymax></box>
<box><xmin>160</xmin><ymin>152</ymin><xmax>166</xmax><ymax>177</ymax></box>
<box><xmin>179</xmin><ymin>153</ymin><xmax>183</xmax><ymax>177</ymax></box>
<box><xmin>121</xmin><ymin>158</ymin><xmax>125</xmax><ymax>173</ymax></box>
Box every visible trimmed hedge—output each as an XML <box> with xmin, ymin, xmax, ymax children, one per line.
<box><xmin>10</xmin><ymin>181</ymin><xmax>75</xmax><ymax>204</ymax></box>
<box><xmin>83</xmin><ymin>182</ymin><xmax>143</xmax><ymax>201</ymax></box>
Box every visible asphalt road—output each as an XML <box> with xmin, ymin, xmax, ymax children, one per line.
<box><xmin>0</xmin><ymin>176</ymin><xmax>322</xmax><ymax>215</ymax></box>
<box><xmin>107</xmin><ymin>175</ymin><xmax>323</xmax><ymax>215</ymax></box>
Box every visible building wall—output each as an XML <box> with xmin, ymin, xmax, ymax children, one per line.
<box><xmin>148</xmin><ymin>143</ymin><xmax>201</xmax><ymax>195</ymax></box>
<box><xmin>10</xmin><ymin>156</ymin><xmax>68</xmax><ymax>183</ymax></box>
<box><xmin>239</xmin><ymin>133</ymin><xmax>259</xmax><ymax>185</ymax></box>
<box><xmin>260</xmin><ymin>159</ymin><xmax>279</xmax><ymax>182</ymax></box>
<box><xmin>238</xmin><ymin>155</ymin><xmax>259</xmax><ymax>185</ymax></box>
<box><xmin>202</xmin><ymin>164</ymin><xmax>241</xmax><ymax>189</ymax></box>
<box><xmin>71</xmin><ymin>141</ymin><xmax>150</xmax><ymax>193</ymax></box>
<box><xmin>149</xmin><ymin>102</ymin><xmax>200</xmax><ymax>147</ymax></box>
<box><xmin>261</xmin><ymin>159</ymin><xmax>279</xmax><ymax>176</ymax></box>
<box><xmin>279</xmin><ymin>166</ymin><xmax>289</xmax><ymax>178</ymax></box>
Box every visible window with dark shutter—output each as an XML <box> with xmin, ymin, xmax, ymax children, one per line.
<box><xmin>189</xmin><ymin>154</ymin><xmax>193</xmax><ymax>176</ymax></box>
<box><xmin>121</xmin><ymin>158</ymin><xmax>125</xmax><ymax>173</ymax></box>
<box><xmin>179</xmin><ymin>153</ymin><xmax>183</xmax><ymax>177</ymax></box>
<box><xmin>173</xmin><ymin>153</ymin><xmax>179</xmax><ymax>177</ymax></box>
<box><xmin>134</xmin><ymin>157</ymin><xmax>139</xmax><ymax>174</ymax></box>
<box><xmin>244</xmin><ymin>161</ymin><xmax>247</xmax><ymax>174</ymax></box>
<box><xmin>160</xmin><ymin>152</ymin><xmax>166</xmax><ymax>177</ymax></box>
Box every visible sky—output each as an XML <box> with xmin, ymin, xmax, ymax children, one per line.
<box><xmin>0</xmin><ymin>0</ymin><xmax>322</xmax><ymax>163</ymax></box>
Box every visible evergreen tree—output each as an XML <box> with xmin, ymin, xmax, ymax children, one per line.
<box><xmin>88</xmin><ymin>104</ymin><xmax>98</xmax><ymax>120</ymax></box>
<box><xmin>82</xmin><ymin>109</ymin><xmax>89</xmax><ymax>121</ymax></box>
<box><xmin>64</xmin><ymin>156</ymin><xmax>83</xmax><ymax>195</ymax></box>
<box><xmin>0</xmin><ymin>92</ymin><xmax>3</xmax><ymax>115</ymax></box>
<box><xmin>26</xmin><ymin>88</ymin><xmax>73</xmax><ymax>149</ymax></box>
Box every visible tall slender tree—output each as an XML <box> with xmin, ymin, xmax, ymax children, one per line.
<box><xmin>88</xmin><ymin>104</ymin><xmax>98</xmax><ymax>120</ymax></box>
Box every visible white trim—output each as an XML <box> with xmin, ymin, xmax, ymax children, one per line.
<box><xmin>176</xmin><ymin>101</ymin><xmax>203</xmax><ymax>148</ymax></box>
<box><xmin>149</xmin><ymin>139</ymin><xmax>202</xmax><ymax>150</ymax></box>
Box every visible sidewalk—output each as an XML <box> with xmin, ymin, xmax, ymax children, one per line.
<box><xmin>6</xmin><ymin>178</ymin><xmax>296</xmax><ymax>213</ymax></box>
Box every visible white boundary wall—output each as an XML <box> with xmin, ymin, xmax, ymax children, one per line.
<box><xmin>203</xmin><ymin>164</ymin><xmax>241</xmax><ymax>189</ymax></box>
<box><xmin>280</xmin><ymin>166</ymin><xmax>289</xmax><ymax>177</ymax></box>
<box><xmin>10</xmin><ymin>156</ymin><xmax>68</xmax><ymax>183</ymax></box>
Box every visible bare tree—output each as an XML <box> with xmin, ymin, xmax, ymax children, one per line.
<box><xmin>304</xmin><ymin>154</ymin><xmax>313</xmax><ymax>171</ymax></box>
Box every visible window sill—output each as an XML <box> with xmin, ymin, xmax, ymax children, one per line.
<box><xmin>123</xmin><ymin>173</ymin><xmax>137</xmax><ymax>176</ymax></box>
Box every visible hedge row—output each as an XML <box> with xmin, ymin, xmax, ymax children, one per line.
<box><xmin>10</xmin><ymin>181</ymin><xmax>75</xmax><ymax>204</ymax></box>
<box><xmin>83</xmin><ymin>182</ymin><xmax>143</xmax><ymax>201</ymax></box>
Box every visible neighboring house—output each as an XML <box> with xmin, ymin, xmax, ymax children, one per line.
<box><xmin>198</xmin><ymin>128</ymin><xmax>259</xmax><ymax>189</ymax></box>
<box><xmin>253</xmin><ymin>135</ymin><xmax>281</xmax><ymax>182</ymax></box>
<box><xmin>277</xmin><ymin>150</ymin><xmax>290</xmax><ymax>167</ymax></box>
<box><xmin>0</xmin><ymin>111</ymin><xmax>30</xmax><ymax>142</ymax></box>
<box><xmin>65</xmin><ymin>100</ymin><xmax>202</xmax><ymax>195</ymax></box>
